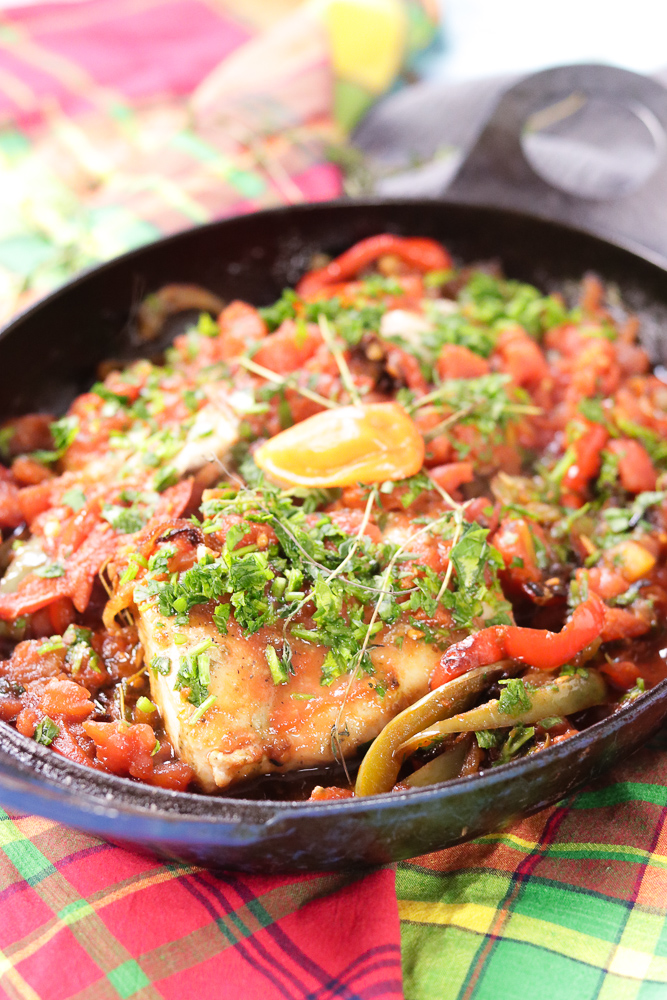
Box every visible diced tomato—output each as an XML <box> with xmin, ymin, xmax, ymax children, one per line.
<box><xmin>216</xmin><ymin>301</ymin><xmax>267</xmax><ymax>360</ymax></box>
<box><xmin>0</xmin><ymin>471</ymin><xmax>22</xmax><ymax>529</ymax></box>
<box><xmin>586</xmin><ymin>565</ymin><xmax>630</xmax><ymax>601</ymax></box>
<box><xmin>83</xmin><ymin>720</ymin><xmax>167</xmax><ymax>783</ymax></box>
<box><xmin>3</xmin><ymin>639</ymin><xmax>65</xmax><ymax>684</ymax></box>
<box><xmin>385</xmin><ymin>346</ymin><xmax>429</xmax><ymax>394</ymax></box>
<box><xmin>323</xmin><ymin>508</ymin><xmax>383</xmax><ymax>544</ymax></box>
<box><xmin>494</xmin><ymin>327</ymin><xmax>550</xmax><ymax>389</ymax></box>
<box><xmin>11</xmin><ymin>456</ymin><xmax>53</xmax><ymax>486</ymax></box>
<box><xmin>150</xmin><ymin>760</ymin><xmax>195</xmax><ymax>791</ymax></box>
<box><xmin>414</xmin><ymin>408</ymin><xmax>454</xmax><ymax>467</ymax></box>
<box><xmin>253</xmin><ymin>321</ymin><xmax>322</xmax><ymax>375</ymax></box>
<box><xmin>39</xmin><ymin>677</ymin><xmax>94</xmax><ymax>722</ymax></box>
<box><xmin>437</xmin><ymin>344</ymin><xmax>490</xmax><ymax>380</ymax></box>
<box><xmin>428</xmin><ymin>462</ymin><xmax>474</xmax><ymax>496</ymax></box>
<box><xmin>601</xmin><ymin>605</ymin><xmax>654</xmax><ymax>643</ymax></box>
<box><xmin>309</xmin><ymin>785</ymin><xmax>354</xmax><ymax>801</ymax></box>
<box><xmin>51</xmin><ymin>721</ymin><xmax>98</xmax><ymax>768</ymax></box>
<box><xmin>599</xmin><ymin>659</ymin><xmax>641</xmax><ymax>691</ymax></box>
<box><xmin>606</xmin><ymin>439</ymin><xmax>657</xmax><ymax>494</ymax></box>
<box><xmin>563</xmin><ymin>423</ymin><xmax>609</xmax><ymax>496</ymax></box>
<box><xmin>18</xmin><ymin>481</ymin><xmax>53</xmax><ymax>525</ymax></box>
<box><xmin>49</xmin><ymin>597</ymin><xmax>76</xmax><ymax>634</ymax></box>
<box><xmin>0</xmin><ymin>414</ymin><xmax>53</xmax><ymax>457</ymax></box>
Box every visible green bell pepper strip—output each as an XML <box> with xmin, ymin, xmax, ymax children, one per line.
<box><xmin>403</xmin><ymin>734</ymin><xmax>473</xmax><ymax>789</ymax></box>
<box><xmin>355</xmin><ymin>660</ymin><xmax>519</xmax><ymax>797</ymax></box>
<box><xmin>397</xmin><ymin>670</ymin><xmax>607</xmax><ymax>759</ymax></box>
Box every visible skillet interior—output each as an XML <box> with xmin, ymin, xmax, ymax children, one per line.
<box><xmin>1</xmin><ymin>197</ymin><xmax>666</xmax><ymax>872</ymax></box>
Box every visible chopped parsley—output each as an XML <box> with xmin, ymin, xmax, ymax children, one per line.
<box><xmin>258</xmin><ymin>288</ymin><xmax>385</xmax><ymax>348</ymax></box>
<box><xmin>414</xmin><ymin>373</ymin><xmax>533</xmax><ymax>460</ymax></box>
<box><xmin>102</xmin><ymin>503</ymin><xmax>147</xmax><ymax>535</ymax></box>
<box><xmin>136</xmin><ymin>481</ymin><xmax>511</xmax><ymax>686</ymax></box>
<box><xmin>91</xmin><ymin>382</ymin><xmax>131</xmax><ymax>409</ymax></box>
<box><xmin>34</xmin><ymin>561</ymin><xmax>66</xmax><ymax>578</ymax></box>
<box><xmin>62</xmin><ymin>486</ymin><xmax>87</xmax><ymax>512</ymax></box>
<box><xmin>458</xmin><ymin>272</ymin><xmax>568</xmax><ymax>337</ymax></box>
<box><xmin>496</xmin><ymin>725</ymin><xmax>536</xmax><ymax>764</ymax></box>
<box><xmin>33</xmin><ymin>717</ymin><xmax>60</xmax><ymax>746</ymax></box>
<box><xmin>150</xmin><ymin>655</ymin><xmax>171</xmax><ymax>676</ymax></box>
<box><xmin>498</xmin><ymin>678</ymin><xmax>532</xmax><ymax>716</ymax></box>
<box><xmin>476</xmin><ymin>729</ymin><xmax>502</xmax><ymax>749</ymax></box>
<box><xmin>31</xmin><ymin>416</ymin><xmax>78</xmax><ymax>465</ymax></box>
<box><xmin>174</xmin><ymin>645</ymin><xmax>213</xmax><ymax>707</ymax></box>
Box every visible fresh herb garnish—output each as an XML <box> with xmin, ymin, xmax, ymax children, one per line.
<box><xmin>34</xmin><ymin>562</ymin><xmax>66</xmax><ymax>578</ymax></box>
<box><xmin>102</xmin><ymin>503</ymin><xmax>147</xmax><ymax>535</ymax></box>
<box><xmin>496</xmin><ymin>724</ymin><xmax>536</xmax><ymax>764</ymax></box>
<box><xmin>31</xmin><ymin>416</ymin><xmax>78</xmax><ymax>465</ymax></box>
<box><xmin>34</xmin><ymin>717</ymin><xmax>60</xmax><ymax>746</ymax></box>
<box><xmin>62</xmin><ymin>486</ymin><xmax>87</xmax><ymax>512</ymax></box>
<box><xmin>498</xmin><ymin>678</ymin><xmax>532</xmax><ymax>716</ymax></box>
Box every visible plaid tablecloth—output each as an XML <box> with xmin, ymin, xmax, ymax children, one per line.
<box><xmin>1</xmin><ymin>2</ymin><xmax>667</xmax><ymax>998</ymax></box>
<box><xmin>5</xmin><ymin>734</ymin><xmax>667</xmax><ymax>999</ymax></box>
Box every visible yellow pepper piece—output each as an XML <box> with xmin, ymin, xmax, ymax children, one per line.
<box><xmin>254</xmin><ymin>402</ymin><xmax>425</xmax><ymax>488</ymax></box>
<box><xmin>607</xmin><ymin>540</ymin><xmax>657</xmax><ymax>583</ymax></box>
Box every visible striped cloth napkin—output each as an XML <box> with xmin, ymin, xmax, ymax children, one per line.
<box><xmin>1</xmin><ymin>2</ymin><xmax>667</xmax><ymax>998</ymax></box>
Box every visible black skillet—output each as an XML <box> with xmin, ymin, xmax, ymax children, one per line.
<box><xmin>1</xmin><ymin>65</ymin><xmax>667</xmax><ymax>873</ymax></box>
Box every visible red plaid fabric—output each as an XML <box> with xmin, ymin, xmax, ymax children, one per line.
<box><xmin>0</xmin><ymin>809</ymin><xmax>403</xmax><ymax>998</ymax></box>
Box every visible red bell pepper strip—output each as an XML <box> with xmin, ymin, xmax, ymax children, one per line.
<box><xmin>0</xmin><ymin>576</ymin><xmax>69</xmax><ymax>620</ymax></box>
<box><xmin>562</xmin><ymin>423</ymin><xmax>608</xmax><ymax>496</ymax></box>
<box><xmin>430</xmin><ymin>594</ymin><xmax>606</xmax><ymax>689</ymax></box>
<box><xmin>296</xmin><ymin>235</ymin><xmax>452</xmax><ymax>297</ymax></box>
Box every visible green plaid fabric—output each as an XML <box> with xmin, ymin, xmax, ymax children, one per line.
<box><xmin>398</xmin><ymin>729</ymin><xmax>667</xmax><ymax>1000</ymax></box>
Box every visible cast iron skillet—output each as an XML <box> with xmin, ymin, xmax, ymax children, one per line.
<box><xmin>1</xmin><ymin>66</ymin><xmax>667</xmax><ymax>872</ymax></box>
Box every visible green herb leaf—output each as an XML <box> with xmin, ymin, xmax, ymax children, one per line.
<box><xmin>62</xmin><ymin>487</ymin><xmax>87</xmax><ymax>512</ymax></box>
<box><xmin>31</xmin><ymin>416</ymin><xmax>78</xmax><ymax>465</ymax></box>
<box><xmin>34</xmin><ymin>562</ymin><xmax>66</xmax><ymax>578</ymax></box>
<box><xmin>102</xmin><ymin>504</ymin><xmax>147</xmax><ymax>535</ymax></box>
<box><xmin>496</xmin><ymin>724</ymin><xmax>535</xmax><ymax>764</ymax></box>
<box><xmin>475</xmin><ymin>729</ymin><xmax>501</xmax><ymax>749</ymax></box>
<box><xmin>150</xmin><ymin>655</ymin><xmax>171</xmax><ymax>676</ymax></box>
<box><xmin>34</xmin><ymin>717</ymin><xmax>60</xmax><ymax>746</ymax></box>
<box><xmin>498</xmin><ymin>678</ymin><xmax>532</xmax><ymax>716</ymax></box>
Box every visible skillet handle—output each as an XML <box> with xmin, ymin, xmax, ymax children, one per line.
<box><xmin>445</xmin><ymin>63</ymin><xmax>667</xmax><ymax>262</ymax></box>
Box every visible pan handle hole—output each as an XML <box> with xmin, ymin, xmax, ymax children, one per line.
<box><xmin>520</xmin><ymin>93</ymin><xmax>665</xmax><ymax>201</ymax></box>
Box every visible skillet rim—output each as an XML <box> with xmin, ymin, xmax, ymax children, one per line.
<box><xmin>3</xmin><ymin>194</ymin><xmax>667</xmax><ymax>339</ymax></box>
<box><xmin>0</xmin><ymin>195</ymin><xmax>666</xmax><ymax>832</ymax></box>
<box><xmin>0</xmin><ymin>678</ymin><xmax>664</xmax><ymax>826</ymax></box>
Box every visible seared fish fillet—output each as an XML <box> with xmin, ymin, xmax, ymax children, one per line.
<box><xmin>138</xmin><ymin>602</ymin><xmax>439</xmax><ymax>791</ymax></box>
